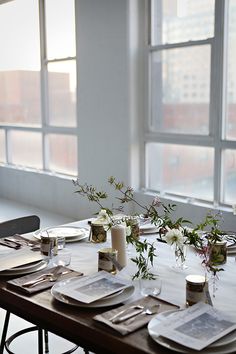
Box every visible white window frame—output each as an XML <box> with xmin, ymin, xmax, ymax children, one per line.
<box><xmin>144</xmin><ymin>0</ymin><xmax>236</xmax><ymax>209</ymax></box>
<box><xmin>0</xmin><ymin>0</ymin><xmax>78</xmax><ymax>177</ymax></box>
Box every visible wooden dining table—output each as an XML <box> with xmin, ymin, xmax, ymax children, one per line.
<box><xmin>0</xmin><ymin>219</ymin><xmax>236</xmax><ymax>354</ymax></box>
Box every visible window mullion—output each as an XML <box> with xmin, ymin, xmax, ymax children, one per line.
<box><xmin>39</xmin><ymin>0</ymin><xmax>49</xmax><ymax>171</ymax></box>
<box><xmin>211</xmin><ymin>0</ymin><xmax>227</xmax><ymax>205</ymax></box>
<box><xmin>150</xmin><ymin>37</ymin><xmax>214</xmax><ymax>52</ymax></box>
<box><xmin>5</xmin><ymin>129</ymin><xmax>11</xmax><ymax>164</ymax></box>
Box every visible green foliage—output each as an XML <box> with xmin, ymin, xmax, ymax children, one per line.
<box><xmin>73</xmin><ymin>177</ymin><xmax>235</xmax><ymax>280</ymax></box>
<box><xmin>73</xmin><ymin>176</ymin><xmax>164</xmax><ymax>279</ymax></box>
<box><xmin>129</xmin><ymin>238</ymin><xmax>157</xmax><ymax>280</ymax></box>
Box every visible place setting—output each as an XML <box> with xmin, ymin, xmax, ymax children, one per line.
<box><xmin>0</xmin><ymin>242</ymin><xmax>47</xmax><ymax>277</ymax></box>
<box><xmin>0</xmin><ymin>228</ymin><xmax>83</xmax><ymax>291</ymax></box>
<box><xmin>6</xmin><ymin>264</ymin><xmax>83</xmax><ymax>294</ymax></box>
<box><xmin>148</xmin><ymin>302</ymin><xmax>236</xmax><ymax>354</ymax></box>
<box><xmin>33</xmin><ymin>225</ymin><xmax>90</xmax><ymax>243</ymax></box>
<box><xmin>51</xmin><ymin>270</ymin><xmax>135</xmax><ymax>309</ymax></box>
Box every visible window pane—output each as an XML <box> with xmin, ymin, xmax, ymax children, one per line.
<box><xmin>48</xmin><ymin>61</ymin><xmax>76</xmax><ymax>127</ymax></box>
<box><xmin>47</xmin><ymin>134</ymin><xmax>77</xmax><ymax>175</ymax></box>
<box><xmin>45</xmin><ymin>0</ymin><xmax>76</xmax><ymax>59</ymax></box>
<box><xmin>10</xmin><ymin>131</ymin><xmax>42</xmax><ymax>169</ymax></box>
<box><xmin>0</xmin><ymin>0</ymin><xmax>41</xmax><ymax>126</ymax></box>
<box><xmin>222</xmin><ymin>149</ymin><xmax>236</xmax><ymax>204</ymax></box>
<box><xmin>225</xmin><ymin>0</ymin><xmax>236</xmax><ymax>140</ymax></box>
<box><xmin>151</xmin><ymin>46</ymin><xmax>210</xmax><ymax>134</ymax></box>
<box><xmin>0</xmin><ymin>130</ymin><xmax>6</xmax><ymax>163</ymax></box>
<box><xmin>151</xmin><ymin>0</ymin><xmax>215</xmax><ymax>45</ymax></box>
<box><xmin>146</xmin><ymin>143</ymin><xmax>214</xmax><ymax>201</ymax></box>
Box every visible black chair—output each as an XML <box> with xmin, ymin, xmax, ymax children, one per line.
<box><xmin>0</xmin><ymin>215</ymin><xmax>78</xmax><ymax>354</ymax></box>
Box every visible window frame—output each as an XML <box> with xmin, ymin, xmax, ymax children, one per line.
<box><xmin>144</xmin><ymin>0</ymin><xmax>236</xmax><ymax>208</ymax></box>
<box><xmin>0</xmin><ymin>0</ymin><xmax>78</xmax><ymax>177</ymax></box>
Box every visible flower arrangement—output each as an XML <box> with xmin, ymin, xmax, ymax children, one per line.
<box><xmin>73</xmin><ymin>176</ymin><xmax>170</xmax><ymax>279</ymax></box>
<box><xmin>73</xmin><ymin>176</ymin><xmax>235</xmax><ymax>282</ymax></box>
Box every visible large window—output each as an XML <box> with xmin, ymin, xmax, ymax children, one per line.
<box><xmin>146</xmin><ymin>0</ymin><xmax>236</xmax><ymax>207</ymax></box>
<box><xmin>0</xmin><ymin>0</ymin><xmax>77</xmax><ymax>176</ymax></box>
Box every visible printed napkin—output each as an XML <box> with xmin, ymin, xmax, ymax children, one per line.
<box><xmin>7</xmin><ymin>265</ymin><xmax>83</xmax><ymax>294</ymax></box>
<box><xmin>94</xmin><ymin>296</ymin><xmax>179</xmax><ymax>335</ymax></box>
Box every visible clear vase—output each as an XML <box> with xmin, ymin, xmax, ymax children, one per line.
<box><xmin>173</xmin><ymin>244</ymin><xmax>188</xmax><ymax>269</ymax></box>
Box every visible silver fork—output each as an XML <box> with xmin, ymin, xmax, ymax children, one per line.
<box><xmin>22</xmin><ymin>269</ymin><xmax>71</xmax><ymax>288</ymax></box>
<box><xmin>13</xmin><ymin>234</ymin><xmax>39</xmax><ymax>247</ymax></box>
<box><xmin>25</xmin><ymin>274</ymin><xmax>62</xmax><ymax>288</ymax></box>
<box><xmin>22</xmin><ymin>273</ymin><xmax>55</xmax><ymax>287</ymax></box>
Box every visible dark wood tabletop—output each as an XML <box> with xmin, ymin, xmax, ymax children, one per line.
<box><xmin>0</xmin><ymin>278</ymin><xmax>175</xmax><ymax>354</ymax></box>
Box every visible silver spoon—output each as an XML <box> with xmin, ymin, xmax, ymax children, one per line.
<box><xmin>112</xmin><ymin>304</ymin><xmax>160</xmax><ymax>324</ymax></box>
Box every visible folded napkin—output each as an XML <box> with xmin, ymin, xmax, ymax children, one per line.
<box><xmin>7</xmin><ymin>265</ymin><xmax>83</xmax><ymax>294</ymax></box>
<box><xmin>94</xmin><ymin>296</ymin><xmax>179</xmax><ymax>335</ymax></box>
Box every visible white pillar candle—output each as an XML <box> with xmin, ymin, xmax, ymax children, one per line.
<box><xmin>111</xmin><ymin>224</ymin><xmax>127</xmax><ymax>268</ymax></box>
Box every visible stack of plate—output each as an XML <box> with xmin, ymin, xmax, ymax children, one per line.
<box><xmin>227</xmin><ymin>245</ymin><xmax>236</xmax><ymax>255</ymax></box>
<box><xmin>51</xmin><ymin>277</ymin><xmax>135</xmax><ymax>308</ymax></box>
<box><xmin>0</xmin><ymin>259</ymin><xmax>48</xmax><ymax>276</ymax></box>
<box><xmin>148</xmin><ymin>310</ymin><xmax>236</xmax><ymax>354</ymax></box>
<box><xmin>34</xmin><ymin>226</ymin><xmax>89</xmax><ymax>243</ymax></box>
<box><xmin>140</xmin><ymin>223</ymin><xmax>159</xmax><ymax>235</ymax></box>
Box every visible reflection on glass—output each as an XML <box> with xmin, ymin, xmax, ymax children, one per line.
<box><xmin>47</xmin><ymin>134</ymin><xmax>77</xmax><ymax>175</ymax></box>
<box><xmin>0</xmin><ymin>130</ymin><xmax>6</xmax><ymax>163</ymax></box>
<box><xmin>48</xmin><ymin>61</ymin><xmax>76</xmax><ymax>127</ymax></box>
<box><xmin>0</xmin><ymin>0</ymin><xmax>41</xmax><ymax>126</ymax></box>
<box><xmin>146</xmin><ymin>143</ymin><xmax>214</xmax><ymax>201</ymax></box>
<box><xmin>45</xmin><ymin>0</ymin><xmax>76</xmax><ymax>59</ymax></box>
<box><xmin>10</xmin><ymin>131</ymin><xmax>42</xmax><ymax>169</ymax></box>
<box><xmin>151</xmin><ymin>0</ymin><xmax>214</xmax><ymax>45</ymax></box>
<box><xmin>222</xmin><ymin>149</ymin><xmax>236</xmax><ymax>204</ymax></box>
<box><xmin>225</xmin><ymin>0</ymin><xmax>236</xmax><ymax>141</ymax></box>
<box><xmin>151</xmin><ymin>46</ymin><xmax>210</xmax><ymax>134</ymax></box>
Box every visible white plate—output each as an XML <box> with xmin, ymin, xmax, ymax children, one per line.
<box><xmin>0</xmin><ymin>259</ymin><xmax>48</xmax><ymax>276</ymax></box>
<box><xmin>140</xmin><ymin>223</ymin><xmax>159</xmax><ymax>234</ymax></box>
<box><xmin>34</xmin><ymin>226</ymin><xmax>89</xmax><ymax>242</ymax></box>
<box><xmin>227</xmin><ymin>247</ymin><xmax>236</xmax><ymax>254</ymax></box>
<box><xmin>148</xmin><ymin>310</ymin><xmax>236</xmax><ymax>354</ymax></box>
<box><xmin>51</xmin><ymin>277</ymin><xmax>135</xmax><ymax>308</ymax></box>
<box><xmin>103</xmin><ymin>289</ymin><xmax>124</xmax><ymax>299</ymax></box>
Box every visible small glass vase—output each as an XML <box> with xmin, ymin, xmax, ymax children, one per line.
<box><xmin>172</xmin><ymin>244</ymin><xmax>188</xmax><ymax>270</ymax></box>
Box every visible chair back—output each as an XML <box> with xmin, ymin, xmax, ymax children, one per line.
<box><xmin>0</xmin><ymin>215</ymin><xmax>40</xmax><ymax>238</ymax></box>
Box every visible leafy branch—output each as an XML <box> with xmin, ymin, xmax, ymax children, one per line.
<box><xmin>108</xmin><ymin>176</ymin><xmax>175</xmax><ymax>227</ymax></box>
<box><xmin>73</xmin><ymin>176</ymin><xmax>161</xmax><ymax>279</ymax></box>
<box><xmin>129</xmin><ymin>238</ymin><xmax>157</xmax><ymax>280</ymax></box>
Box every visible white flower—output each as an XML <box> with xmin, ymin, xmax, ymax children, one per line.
<box><xmin>126</xmin><ymin>225</ymin><xmax>131</xmax><ymax>236</ymax></box>
<box><xmin>97</xmin><ymin>209</ymin><xmax>109</xmax><ymax>223</ymax></box>
<box><xmin>164</xmin><ymin>228</ymin><xmax>184</xmax><ymax>246</ymax></box>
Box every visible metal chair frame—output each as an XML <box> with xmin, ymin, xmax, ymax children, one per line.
<box><xmin>0</xmin><ymin>215</ymin><xmax>78</xmax><ymax>354</ymax></box>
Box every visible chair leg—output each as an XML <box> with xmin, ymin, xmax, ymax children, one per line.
<box><xmin>38</xmin><ymin>328</ymin><xmax>44</xmax><ymax>354</ymax></box>
<box><xmin>0</xmin><ymin>310</ymin><xmax>10</xmax><ymax>353</ymax></box>
<box><xmin>44</xmin><ymin>330</ymin><xmax>49</xmax><ymax>354</ymax></box>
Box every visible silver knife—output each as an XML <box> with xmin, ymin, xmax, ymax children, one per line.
<box><xmin>4</xmin><ymin>237</ymin><xmax>22</xmax><ymax>247</ymax></box>
<box><xmin>0</xmin><ymin>240</ymin><xmax>21</xmax><ymax>249</ymax></box>
<box><xmin>112</xmin><ymin>308</ymin><xmax>145</xmax><ymax>324</ymax></box>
